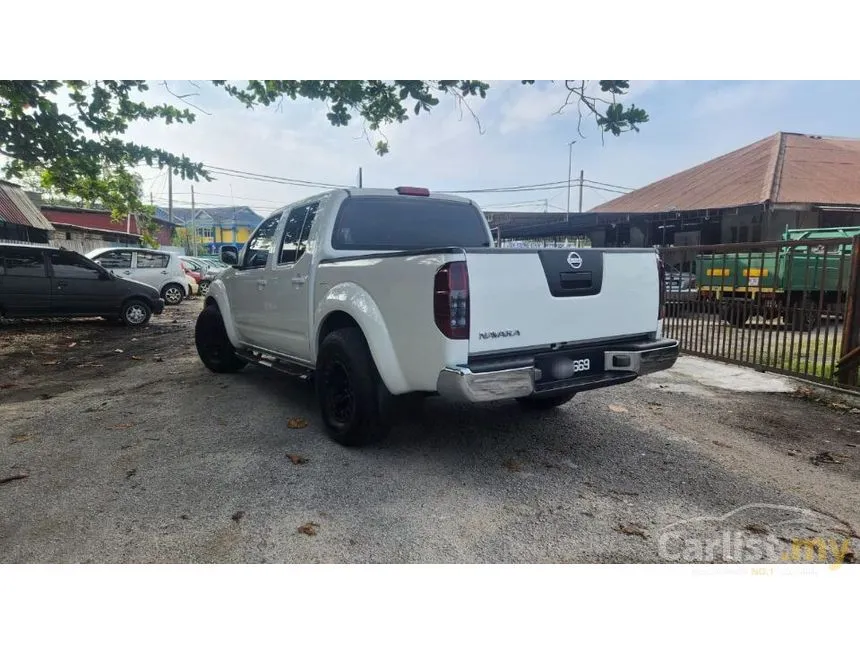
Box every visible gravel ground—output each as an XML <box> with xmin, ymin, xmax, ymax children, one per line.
<box><xmin>1</xmin><ymin>300</ymin><xmax>858</xmax><ymax>563</ymax></box>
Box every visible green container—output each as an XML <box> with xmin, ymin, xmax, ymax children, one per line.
<box><xmin>696</xmin><ymin>227</ymin><xmax>859</xmax><ymax>295</ymax></box>
<box><xmin>696</xmin><ymin>252</ymin><xmax>779</xmax><ymax>293</ymax></box>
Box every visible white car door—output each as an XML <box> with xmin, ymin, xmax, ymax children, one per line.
<box><xmin>225</xmin><ymin>212</ymin><xmax>283</xmax><ymax>345</ymax></box>
<box><xmin>258</xmin><ymin>202</ymin><xmax>319</xmax><ymax>359</ymax></box>
<box><xmin>133</xmin><ymin>250</ymin><xmax>172</xmax><ymax>291</ymax></box>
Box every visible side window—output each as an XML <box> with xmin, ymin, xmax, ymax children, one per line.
<box><xmin>137</xmin><ymin>252</ymin><xmax>169</xmax><ymax>269</ymax></box>
<box><xmin>94</xmin><ymin>250</ymin><xmax>132</xmax><ymax>269</ymax></box>
<box><xmin>3</xmin><ymin>248</ymin><xmax>46</xmax><ymax>277</ymax></box>
<box><xmin>50</xmin><ymin>251</ymin><xmax>102</xmax><ymax>280</ymax></box>
<box><xmin>279</xmin><ymin>202</ymin><xmax>318</xmax><ymax>265</ymax></box>
<box><xmin>243</xmin><ymin>213</ymin><xmax>283</xmax><ymax>269</ymax></box>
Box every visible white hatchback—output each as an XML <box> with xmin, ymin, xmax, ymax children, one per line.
<box><xmin>86</xmin><ymin>247</ymin><xmax>189</xmax><ymax>305</ymax></box>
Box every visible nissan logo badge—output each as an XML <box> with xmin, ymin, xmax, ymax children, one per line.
<box><xmin>567</xmin><ymin>251</ymin><xmax>583</xmax><ymax>270</ymax></box>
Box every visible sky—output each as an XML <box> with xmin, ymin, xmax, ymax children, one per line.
<box><xmin>121</xmin><ymin>81</ymin><xmax>860</xmax><ymax>218</ymax></box>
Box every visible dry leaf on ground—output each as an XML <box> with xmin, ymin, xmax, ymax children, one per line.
<box><xmin>615</xmin><ymin>523</ymin><xmax>648</xmax><ymax>539</ymax></box>
<box><xmin>608</xmin><ymin>404</ymin><xmax>629</xmax><ymax>413</ymax></box>
<box><xmin>287</xmin><ymin>418</ymin><xmax>308</xmax><ymax>429</ymax></box>
<box><xmin>112</xmin><ymin>423</ymin><xmax>135</xmax><ymax>430</ymax></box>
<box><xmin>298</xmin><ymin>522</ymin><xmax>319</xmax><ymax>536</ymax></box>
<box><xmin>286</xmin><ymin>453</ymin><xmax>309</xmax><ymax>465</ymax></box>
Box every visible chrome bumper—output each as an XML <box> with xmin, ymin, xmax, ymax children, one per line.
<box><xmin>436</xmin><ymin>339</ymin><xmax>679</xmax><ymax>403</ymax></box>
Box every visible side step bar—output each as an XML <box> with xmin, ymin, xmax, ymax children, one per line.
<box><xmin>235</xmin><ymin>348</ymin><xmax>314</xmax><ymax>380</ymax></box>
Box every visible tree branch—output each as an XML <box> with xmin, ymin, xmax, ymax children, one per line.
<box><xmin>161</xmin><ymin>81</ymin><xmax>211</xmax><ymax>116</ymax></box>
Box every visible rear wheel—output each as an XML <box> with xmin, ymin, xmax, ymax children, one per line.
<box><xmin>195</xmin><ymin>304</ymin><xmax>247</xmax><ymax>373</ymax></box>
<box><xmin>316</xmin><ymin>327</ymin><xmax>391</xmax><ymax>447</ymax></box>
<box><xmin>162</xmin><ymin>283</ymin><xmax>185</xmax><ymax>306</ymax></box>
<box><xmin>199</xmin><ymin>280</ymin><xmax>211</xmax><ymax>297</ymax></box>
<box><xmin>517</xmin><ymin>392</ymin><xmax>576</xmax><ymax>410</ymax></box>
<box><xmin>121</xmin><ymin>299</ymin><xmax>152</xmax><ymax>327</ymax></box>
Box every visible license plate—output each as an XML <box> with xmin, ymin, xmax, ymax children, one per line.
<box><xmin>572</xmin><ymin>357</ymin><xmax>592</xmax><ymax>374</ymax></box>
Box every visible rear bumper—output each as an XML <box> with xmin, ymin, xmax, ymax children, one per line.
<box><xmin>436</xmin><ymin>338</ymin><xmax>679</xmax><ymax>403</ymax></box>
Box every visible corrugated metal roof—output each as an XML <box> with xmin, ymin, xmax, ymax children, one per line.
<box><xmin>0</xmin><ymin>180</ymin><xmax>55</xmax><ymax>230</ymax></box>
<box><xmin>41</xmin><ymin>206</ymin><xmax>141</xmax><ymax>235</ymax></box>
<box><xmin>591</xmin><ymin>132</ymin><xmax>860</xmax><ymax>213</ymax></box>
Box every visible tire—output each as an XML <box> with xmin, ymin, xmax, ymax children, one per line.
<box><xmin>199</xmin><ymin>280</ymin><xmax>211</xmax><ymax>297</ymax></box>
<box><xmin>316</xmin><ymin>327</ymin><xmax>392</xmax><ymax>447</ymax></box>
<box><xmin>719</xmin><ymin>303</ymin><xmax>747</xmax><ymax>327</ymax></box>
<box><xmin>162</xmin><ymin>283</ymin><xmax>185</xmax><ymax>306</ymax></box>
<box><xmin>517</xmin><ymin>392</ymin><xmax>576</xmax><ymax>410</ymax></box>
<box><xmin>789</xmin><ymin>301</ymin><xmax>819</xmax><ymax>332</ymax></box>
<box><xmin>195</xmin><ymin>304</ymin><xmax>247</xmax><ymax>373</ymax></box>
<box><xmin>121</xmin><ymin>299</ymin><xmax>152</xmax><ymax>327</ymax></box>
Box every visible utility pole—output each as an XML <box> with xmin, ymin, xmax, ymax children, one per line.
<box><xmin>190</xmin><ymin>185</ymin><xmax>196</xmax><ymax>256</ymax></box>
<box><xmin>566</xmin><ymin>141</ymin><xmax>576</xmax><ymax>222</ymax></box>
<box><xmin>167</xmin><ymin>169</ymin><xmax>173</xmax><ymax>224</ymax></box>
<box><xmin>358</xmin><ymin>167</ymin><xmax>363</xmax><ymax>188</ymax></box>
<box><xmin>578</xmin><ymin>169</ymin><xmax>584</xmax><ymax>214</ymax></box>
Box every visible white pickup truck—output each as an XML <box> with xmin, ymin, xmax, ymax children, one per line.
<box><xmin>195</xmin><ymin>186</ymin><xmax>679</xmax><ymax>446</ymax></box>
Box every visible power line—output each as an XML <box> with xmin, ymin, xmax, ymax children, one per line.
<box><xmin>205</xmin><ymin>165</ymin><xmax>346</xmax><ymax>189</ymax></box>
<box><xmin>201</xmin><ymin>162</ymin><xmax>635</xmax><ymax>198</ymax></box>
<box><xmin>173</xmin><ymin>191</ymin><xmax>287</xmax><ymax>205</ymax></box>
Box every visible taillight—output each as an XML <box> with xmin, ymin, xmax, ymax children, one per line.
<box><xmin>657</xmin><ymin>254</ymin><xmax>665</xmax><ymax>320</ymax></box>
<box><xmin>434</xmin><ymin>261</ymin><xmax>469</xmax><ymax>339</ymax></box>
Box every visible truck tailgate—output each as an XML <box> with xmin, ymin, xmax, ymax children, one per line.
<box><xmin>465</xmin><ymin>248</ymin><xmax>659</xmax><ymax>354</ymax></box>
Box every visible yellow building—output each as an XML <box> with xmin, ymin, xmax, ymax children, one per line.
<box><xmin>156</xmin><ymin>206</ymin><xmax>262</xmax><ymax>252</ymax></box>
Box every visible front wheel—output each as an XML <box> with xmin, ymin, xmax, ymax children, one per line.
<box><xmin>316</xmin><ymin>327</ymin><xmax>392</xmax><ymax>447</ymax></box>
<box><xmin>121</xmin><ymin>299</ymin><xmax>152</xmax><ymax>327</ymax></box>
<box><xmin>517</xmin><ymin>392</ymin><xmax>576</xmax><ymax>410</ymax></box>
<box><xmin>195</xmin><ymin>304</ymin><xmax>247</xmax><ymax>373</ymax></box>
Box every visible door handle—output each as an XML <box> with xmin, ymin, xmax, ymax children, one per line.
<box><xmin>291</xmin><ymin>276</ymin><xmax>308</xmax><ymax>286</ymax></box>
<box><xmin>123</xmin><ymin>271</ymin><xmax>131</xmax><ymax>275</ymax></box>
<box><xmin>256</xmin><ymin>279</ymin><xmax>268</xmax><ymax>289</ymax></box>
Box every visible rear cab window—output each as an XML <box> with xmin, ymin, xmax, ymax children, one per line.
<box><xmin>331</xmin><ymin>196</ymin><xmax>490</xmax><ymax>251</ymax></box>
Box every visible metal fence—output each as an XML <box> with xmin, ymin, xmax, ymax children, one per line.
<box><xmin>659</xmin><ymin>237</ymin><xmax>860</xmax><ymax>391</ymax></box>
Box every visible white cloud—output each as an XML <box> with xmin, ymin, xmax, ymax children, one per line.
<box><xmin>693</xmin><ymin>81</ymin><xmax>793</xmax><ymax>117</ymax></box>
<box><xmin>498</xmin><ymin>82</ymin><xmax>570</xmax><ymax>134</ymax></box>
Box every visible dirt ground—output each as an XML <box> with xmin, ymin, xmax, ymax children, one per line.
<box><xmin>1</xmin><ymin>299</ymin><xmax>859</xmax><ymax>563</ymax></box>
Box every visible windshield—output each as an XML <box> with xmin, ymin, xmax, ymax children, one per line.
<box><xmin>331</xmin><ymin>196</ymin><xmax>490</xmax><ymax>251</ymax></box>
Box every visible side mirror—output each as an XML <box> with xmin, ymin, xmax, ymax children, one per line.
<box><xmin>221</xmin><ymin>245</ymin><xmax>239</xmax><ymax>266</ymax></box>
<box><xmin>99</xmin><ymin>270</ymin><xmax>112</xmax><ymax>280</ymax></box>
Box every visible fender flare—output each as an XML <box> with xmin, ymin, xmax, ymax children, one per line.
<box><xmin>204</xmin><ymin>279</ymin><xmax>241</xmax><ymax>348</ymax></box>
<box><xmin>314</xmin><ymin>282</ymin><xmax>409</xmax><ymax>394</ymax></box>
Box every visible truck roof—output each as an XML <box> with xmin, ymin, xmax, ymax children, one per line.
<box><xmin>340</xmin><ymin>187</ymin><xmax>475</xmax><ymax>205</ymax></box>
